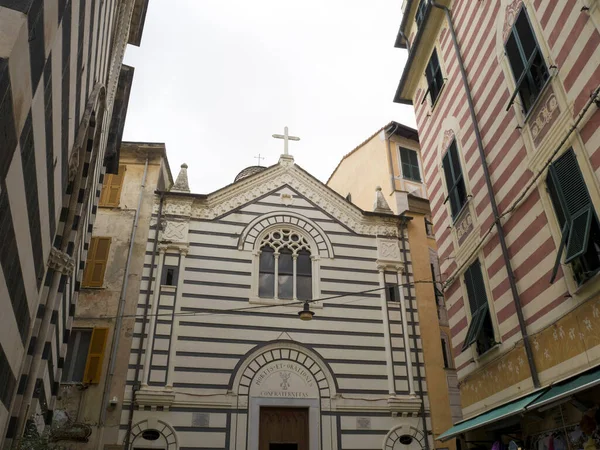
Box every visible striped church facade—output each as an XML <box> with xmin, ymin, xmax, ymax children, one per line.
<box><xmin>394</xmin><ymin>0</ymin><xmax>600</xmax><ymax>434</ymax></box>
<box><xmin>120</xmin><ymin>156</ymin><xmax>433</xmax><ymax>450</ymax></box>
<box><xmin>0</xmin><ymin>0</ymin><xmax>148</xmax><ymax>445</ymax></box>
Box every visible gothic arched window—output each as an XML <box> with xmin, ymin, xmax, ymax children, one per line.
<box><xmin>258</xmin><ymin>229</ymin><xmax>313</xmax><ymax>300</ymax></box>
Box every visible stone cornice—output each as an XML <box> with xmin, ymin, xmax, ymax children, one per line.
<box><xmin>159</xmin><ymin>164</ymin><xmax>401</xmax><ymax>237</ymax></box>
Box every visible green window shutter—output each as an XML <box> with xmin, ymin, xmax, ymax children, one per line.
<box><xmin>442</xmin><ymin>141</ymin><xmax>468</xmax><ymax>219</ymax></box>
<box><xmin>565</xmin><ymin>206</ymin><xmax>593</xmax><ymax>263</ymax></box>
<box><xmin>462</xmin><ymin>260</ymin><xmax>491</xmax><ymax>351</ymax></box>
<box><xmin>547</xmin><ymin>149</ymin><xmax>595</xmax><ymax>281</ymax></box>
<box><xmin>400</xmin><ymin>148</ymin><xmax>421</xmax><ymax>182</ymax></box>
<box><xmin>462</xmin><ymin>303</ymin><xmax>489</xmax><ymax>351</ymax></box>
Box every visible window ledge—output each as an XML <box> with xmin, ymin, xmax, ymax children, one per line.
<box><xmin>521</xmin><ymin>75</ymin><xmax>554</xmax><ymax>124</ymax></box>
<box><xmin>572</xmin><ymin>268</ymin><xmax>600</xmax><ymax>297</ymax></box>
<box><xmin>80</xmin><ymin>286</ymin><xmax>105</xmax><ymax>290</ymax></box>
<box><xmin>160</xmin><ymin>285</ymin><xmax>177</xmax><ymax>293</ymax></box>
<box><xmin>249</xmin><ymin>297</ymin><xmax>323</xmax><ymax>309</ymax></box>
<box><xmin>475</xmin><ymin>341</ymin><xmax>501</xmax><ymax>364</ymax></box>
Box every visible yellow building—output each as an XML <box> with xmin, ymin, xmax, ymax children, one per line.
<box><xmin>55</xmin><ymin>143</ymin><xmax>172</xmax><ymax>449</ymax></box>
<box><xmin>328</xmin><ymin>121</ymin><xmax>462</xmax><ymax>447</ymax></box>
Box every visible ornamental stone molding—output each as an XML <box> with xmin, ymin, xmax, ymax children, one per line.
<box><xmin>441</xmin><ymin>129</ymin><xmax>455</xmax><ymax>152</ymax></box>
<box><xmin>502</xmin><ymin>0</ymin><xmax>522</xmax><ymax>42</ymax></box>
<box><xmin>179</xmin><ymin>165</ymin><xmax>400</xmax><ymax>237</ymax></box>
<box><xmin>160</xmin><ymin>220</ymin><xmax>189</xmax><ymax>244</ymax></box>
<box><xmin>377</xmin><ymin>238</ymin><xmax>402</xmax><ymax>263</ymax></box>
<box><xmin>48</xmin><ymin>247</ymin><xmax>75</xmax><ymax>275</ymax></box>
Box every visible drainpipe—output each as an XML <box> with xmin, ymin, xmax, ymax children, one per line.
<box><xmin>124</xmin><ymin>190</ymin><xmax>165</xmax><ymax>450</ymax></box>
<box><xmin>399</xmin><ymin>217</ymin><xmax>430</xmax><ymax>450</ymax></box>
<box><xmin>96</xmin><ymin>157</ymin><xmax>149</xmax><ymax>450</ymax></box>
<box><xmin>385</xmin><ymin>123</ymin><xmax>401</xmax><ymax>193</ymax></box>
<box><xmin>430</xmin><ymin>1</ymin><xmax>540</xmax><ymax>388</ymax></box>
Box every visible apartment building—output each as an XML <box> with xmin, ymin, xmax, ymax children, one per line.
<box><xmin>394</xmin><ymin>0</ymin><xmax>600</xmax><ymax>446</ymax></box>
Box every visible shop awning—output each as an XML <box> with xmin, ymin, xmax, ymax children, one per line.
<box><xmin>437</xmin><ymin>392</ymin><xmax>544</xmax><ymax>442</ymax></box>
<box><xmin>526</xmin><ymin>365</ymin><xmax>600</xmax><ymax>410</ymax></box>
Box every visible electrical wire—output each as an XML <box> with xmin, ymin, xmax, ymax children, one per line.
<box><xmin>76</xmin><ymin>279</ymin><xmax>437</xmax><ymax>321</ymax></box>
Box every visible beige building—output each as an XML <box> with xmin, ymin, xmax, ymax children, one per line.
<box><xmin>56</xmin><ymin>143</ymin><xmax>172</xmax><ymax>448</ymax></box>
<box><xmin>328</xmin><ymin>121</ymin><xmax>462</xmax><ymax>446</ymax></box>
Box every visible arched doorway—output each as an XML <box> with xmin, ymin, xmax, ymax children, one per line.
<box><xmin>230</xmin><ymin>341</ymin><xmax>336</xmax><ymax>450</ymax></box>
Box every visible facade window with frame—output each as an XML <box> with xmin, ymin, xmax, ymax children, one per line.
<box><xmin>505</xmin><ymin>8</ymin><xmax>549</xmax><ymax>114</ymax></box>
<box><xmin>425</xmin><ymin>49</ymin><xmax>444</xmax><ymax>105</ymax></box>
<box><xmin>385</xmin><ymin>283</ymin><xmax>400</xmax><ymax>302</ymax></box>
<box><xmin>161</xmin><ymin>265</ymin><xmax>179</xmax><ymax>286</ymax></box>
<box><xmin>547</xmin><ymin>149</ymin><xmax>600</xmax><ymax>285</ymax></box>
<box><xmin>400</xmin><ymin>147</ymin><xmax>421</xmax><ymax>182</ymax></box>
<box><xmin>62</xmin><ymin>328</ymin><xmax>109</xmax><ymax>384</ymax></box>
<box><xmin>462</xmin><ymin>260</ymin><xmax>496</xmax><ymax>355</ymax></box>
<box><xmin>442</xmin><ymin>140</ymin><xmax>468</xmax><ymax>219</ymax></box>
<box><xmin>415</xmin><ymin>0</ymin><xmax>428</xmax><ymax>29</ymax></box>
<box><xmin>258</xmin><ymin>229</ymin><xmax>313</xmax><ymax>301</ymax></box>
<box><xmin>82</xmin><ymin>237</ymin><xmax>111</xmax><ymax>288</ymax></box>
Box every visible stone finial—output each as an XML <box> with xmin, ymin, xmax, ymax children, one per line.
<box><xmin>373</xmin><ymin>186</ymin><xmax>393</xmax><ymax>214</ymax></box>
<box><xmin>172</xmin><ymin>163</ymin><xmax>190</xmax><ymax>193</ymax></box>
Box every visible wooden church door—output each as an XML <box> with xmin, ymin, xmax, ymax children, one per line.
<box><xmin>259</xmin><ymin>407</ymin><xmax>309</xmax><ymax>450</ymax></box>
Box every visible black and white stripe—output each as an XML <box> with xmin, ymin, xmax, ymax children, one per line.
<box><xmin>0</xmin><ymin>0</ymin><xmax>144</xmax><ymax>444</ymax></box>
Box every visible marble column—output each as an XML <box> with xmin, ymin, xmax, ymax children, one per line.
<box><xmin>166</xmin><ymin>248</ymin><xmax>187</xmax><ymax>388</ymax></box>
<box><xmin>378</xmin><ymin>266</ymin><xmax>396</xmax><ymax>395</ymax></box>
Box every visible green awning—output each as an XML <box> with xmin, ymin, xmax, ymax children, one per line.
<box><xmin>527</xmin><ymin>365</ymin><xmax>600</xmax><ymax>410</ymax></box>
<box><xmin>437</xmin><ymin>392</ymin><xmax>544</xmax><ymax>442</ymax></box>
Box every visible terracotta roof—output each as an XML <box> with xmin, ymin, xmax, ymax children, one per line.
<box><xmin>326</xmin><ymin>121</ymin><xmax>419</xmax><ymax>184</ymax></box>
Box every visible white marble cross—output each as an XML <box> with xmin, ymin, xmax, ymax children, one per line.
<box><xmin>272</xmin><ymin>126</ymin><xmax>300</xmax><ymax>155</ymax></box>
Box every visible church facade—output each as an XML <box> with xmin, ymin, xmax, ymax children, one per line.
<box><xmin>121</xmin><ymin>153</ymin><xmax>432</xmax><ymax>450</ymax></box>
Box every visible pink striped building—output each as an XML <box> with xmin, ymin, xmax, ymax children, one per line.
<box><xmin>394</xmin><ymin>0</ymin><xmax>600</xmax><ymax>445</ymax></box>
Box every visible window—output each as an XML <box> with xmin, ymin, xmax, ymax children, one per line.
<box><xmin>258</xmin><ymin>229</ymin><xmax>312</xmax><ymax>300</ymax></box>
<box><xmin>505</xmin><ymin>8</ymin><xmax>549</xmax><ymax>114</ymax></box>
<box><xmin>431</xmin><ymin>263</ymin><xmax>444</xmax><ymax>306</ymax></box>
<box><xmin>99</xmin><ymin>165</ymin><xmax>126</xmax><ymax>207</ymax></box>
<box><xmin>400</xmin><ymin>147</ymin><xmax>421</xmax><ymax>182</ymax></box>
<box><xmin>62</xmin><ymin>328</ymin><xmax>109</xmax><ymax>384</ymax></box>
<box><xmin>161</xmin><ymin>265</ymin><xmax>179</xmax><ymax>286</ymax></box>
<box><xmin>425</xmin><ymin>49</ymin><xmax>444</xmax><ymax>105</ymax></box>
<box><xmin>385</xmin><ymin>283</ymin><xmax>400</xmax><ymax>302</ymax></box>
<box><xmin>462</xmin><ymin>260</ymin><xmax>496</xmax><ymax>355</ymax></box>
<box><xmin>415</xmin><ymin>0</ymin><xmax>428</xmax><ymax>29</ymax></box>
<box><xmin>547</xmin><ymin>149</ymin><xmax>600</xmax><ymax>285</ymax></box>
<box><xmin>425</xmin><ymin>218</ymin><xmax>434</xmax><ymax>237</ymax></box>
<box><xmin>441</xmin><ymin>338</ymin><xmax>450</xmax><ymax>368</ymax></box>
<box><xmin>82</xmin><ymin>237</ymin><xmax>111</xmax><ymax>288</ymax></box>
<box><xmin>442</xmin><ymin>140</ymin><xmax>468</xmax><ymax>219</ymax></box>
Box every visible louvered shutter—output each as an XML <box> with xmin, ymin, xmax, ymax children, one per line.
<box><xmin>99</xmin><ymin>166</ymin><xmax>126</xmax><ymax>207</ymax></box>
<box><xmin>83</xmin><ymin>327</ymin><xmax>109</xmax><ymax>384</ymax></box>
<box><xmin>82</xmin><ymin>237</ymin><xmax>111</xmax><ymax>288</ymax></box>
<box><xmin>462</xmin><ymin>260</ymin><xmax>491</xmax><ymax>351</ymax></box>
<box><xmin>547</xmin><ymin>149</ymin><xmax>595</xmax><ymax>281</ymax></box>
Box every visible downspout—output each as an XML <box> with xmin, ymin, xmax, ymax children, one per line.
<box><xmin>430</xmin><ymin>0</ymin><xmax>540</xmax><ymax>388</ymax></box>
<box><xmin>399</xmin><ymin>217</ymin><xmax>430</xmax><ymax>450</ymax></box>
<box><xmin>385</xmin><ymin>123</ymin><xmax>401</xmax><ymax>193</ymax></box>
<box><xmin>124</xmin><ymin>190</ymin><xmax>165</xmax><ymax>450</ymax></box>
<box><xmin>96</xmin><ymin>157</ymin><xmax>149</xmax><ymax>450</ymax></box>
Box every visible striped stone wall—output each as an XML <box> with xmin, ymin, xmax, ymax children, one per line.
<box><xmin>120</xmin><ymin>161</ymin><xmax>433</xmax><ymax>450</ymax></box>
<box><xmin>401</xmin><ymin>0</ymin><xmax>600</xmax><ymax>415</ymax></box>
<box><xmin>0</xmin><ymin>0</ymin><xmax>144</xmax><ymax>444</ymax></box>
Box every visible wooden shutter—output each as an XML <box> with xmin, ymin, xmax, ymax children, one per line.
<box><xmin>83</xmin><ymin>327</ymin><xmax>109</xmax><ymax>384</ymax></box>
<box><xmin>548</xmin><ymin>149</ymin><xmax>595</xmax><ymax>281</ymax></box>
<box><xmin>82</xmin><ymin>237</ymin><xmax>111</xmax><ymax>287</ymax></box>
<box><xmin>99</xmin><ymin>166</ymin><xmax>126</xmax><ymax>207</ymax></box>
<box><xmin>462</xmin><ymin>260</ymin><xmax>490</xmax><ymax>350</ymax></box>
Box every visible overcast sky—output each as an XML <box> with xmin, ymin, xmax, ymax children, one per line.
<box><xmin>122</xmin><ymin>0</ymin><xmax>415</xmax><ymax>193</ymax></box>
